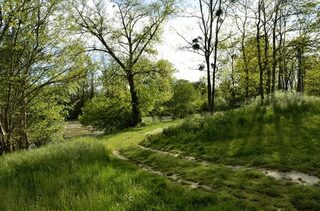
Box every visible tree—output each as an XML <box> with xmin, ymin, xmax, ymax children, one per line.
<box><xmin>70</xmin><ymin>0</ymin><xmax>175</xmax><ymax>126</ymax></box>
<box><xmin>233</xmin><ymin>0</ymin><xmax>252</xmax><ymax>100</ymax></box>
<box><xmin>81</xmin><ymin>58</ymin><xmax>175</xmax><ymax>131</ymax></box>
<box><xmin>67</xmin><ymin>61</ymin><xmax>98</xmax><ymax>120</ymax></box>
<box><xmin>305</xmin><ymin>56</ymin><xmax>320</xmax><ymax>96</ymax></box>
<box><xmin>169</xmin><ymin>80</ymin><xmax>201</xmax><ymax>118</ymax></box>
<box><xmin>187</xmin><ymin>0</ymin><xmax>231</xmax><ymax>113</ymax></box>
<box><xmin>102</xmin><ymin>58</ymin><xmax>174</xmax><ymax>117</ymax></box>
<box><xmin>0</xmin><ymin>0</ymin><xmax>89</xmax><ymax>153</ymax></box>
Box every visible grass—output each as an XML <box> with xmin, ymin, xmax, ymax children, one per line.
<box><xmin>2</xmin><ymin>93</ymin><xmax>320</xmax><ymax>210</ymax></box>
<box><xmin>121</xmin><ymin>146</ymin><xmax>320</xmax><ymax>210</ymax></box>
<box><xmin>77</xmin><ymin>120</ymin><xmax>182</xmax><ymax>151</ymax></box>
<box><xmin>0</xmin><ymin>139</ymin><xmax>246</xmax><ymax>211</ymax></box>
<box><xmin>141</xmin><ymin>93</ymin><xmax>320</xmax><ymax>176</ymax></box>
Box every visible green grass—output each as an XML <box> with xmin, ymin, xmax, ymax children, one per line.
<box><xmin>121</xmin><ymin>146</ymin><xmax>320</xmax><ymax>210</ymax></box>
<box><xmin>2</xmin><ymin>93</ymin><xmax>320</xmax><ymax>210</ymax></box>
<box><xmin>0</xmin><ymin>139</ymin><xmax>247</xmax><ymax>210</ymax></box>
<box><xmin>77</xmin><ymin>120</ymin><xmax>182</xmax><ymax>151</ymax></box>
<box><xmin>4</xmin><ymin>121</ymin><xmax>251</xmax><ymax>210</ymax></box>
<box><xmin>141</xmin><ymin>93</ymin><xmax>320</xmax><ymax>176</ymax></box>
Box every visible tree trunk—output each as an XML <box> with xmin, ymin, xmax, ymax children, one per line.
<box><xmin>211</xmin><ymin>69</ymin><xmax>216</xmax><ymax>112</ymax></box>
<box><xmin>0</xmin><ymin>114</ymin><xmax>7</xmax><ymax>154</ymax></box>
<box><xmin>18</xmin><ymin>69</ymin><xmax>29</xmax><ymax>149</ymax></box>
<box><xmin>278</xmin><ymin>34</ymin><xmax>283</xmax><ymax>90</ymax></box>
<box><xmin>256</xmin><ymin>0</ymin><xmax>264</xmax><ymax>103</ymax></box>
<box><xmin>205</xmin><ymin>57</ymin><xmax>212</xmax><ymax>113</ymax></box>
<box><xmin>211</xmin><ymin>0</ymin><xmax>222</xmax><ymax>112</ymax></box>
<box><xmin>0</xmin><ymin>111</ymin><xmax>12</xmax><ymax>153</ymax></box>
<box><xmin>19</xmin><ymin>98</ymin><xmax>29</xmax><ymax>149</ymax></box>
<box><xmin>127</xmin><ymin>72</ymin><xmax>142</xmax><ymax>126</ymax></box>
<box><xmin>90</xmin><ymin>72</ymin><xmax>94</xmax><ymax>99</ymax></box>
<box><xmin>271</xmin><ymin>3</ymin><xmax>279</xmax><ymax>93</ymax></box>
<box><xmin>242</xmin><ymin>38</ymin><xmax>249</xmax><ymax>100</ymax></box>
<box><xmin>262</xmin><ymin>2</ymin><xmax>270</xmax><ymax>96</ymax></box>
<box><xmin>231</xmin><ymin>55</ymin><xmax>236</xmax><ymax>105</ymax></box>
<box><xmin>296</xmin><ymin>46</ymin><xmax>304</xmax><ymax>93</ymax></box>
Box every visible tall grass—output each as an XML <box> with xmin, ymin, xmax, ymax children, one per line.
<box><xmin>142</xmin><ymin>93</ymin><xmax>320</xmax><ymax>175</ymax></box>
<box><xmin>0</xmin><ymin>141</ymin><xmax>109</xmax><ymax>210</ymax></box>
<box><xmin>0</xmin><ymin>139</ymin><xmax>241</xmax><ymax>210</ymax></box>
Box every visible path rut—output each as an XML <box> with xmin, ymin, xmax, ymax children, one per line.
<box><xmin>138</xmin><ymin>145</ymin><xmax>320</xmax><ymax>185</ymax></box>
<box><xmin>112</xmin><ymin>150</ymin><xmax>213</xmax><ymax>191</ymax></box>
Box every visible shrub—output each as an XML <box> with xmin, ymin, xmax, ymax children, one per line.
<box><xmin>80</xmin><ymin>95</ymin><xmax>133</xmax><ymax>133</ymax></box>
<box><xmin>27</xmin><ymin>87</ymin><xmax>67</xmax><ymax>146</ymax></box>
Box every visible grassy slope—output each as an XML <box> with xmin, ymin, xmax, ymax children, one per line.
<box><xmin>0</xmin><ymin>138</ymin><xmax>244</xmax><ymax>211</ymax></box>
<box><xmin>142</xmin><ymin>94</ymin><xmax>320</xmax><ymax>176</ymax></box>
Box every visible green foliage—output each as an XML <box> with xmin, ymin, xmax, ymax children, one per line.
<box><xmin>80</xmin><ymin>95</ymin><xmax>132</xmax><ymax>133</ymax></box>
<box><xmin>0</xmin><ymin>0</ymin><xmax>91</xmax><ymax>152</ymax></box>
<box><xmin>27</xmin><ymin>87</ymin><xmax>67</xmax><ymax>146</ymax></box>
<box><xmin>169</xmin><ymin>80</ymin><xmax>202</xmax><ymax>118</ymax></box>
<box><xmin>135</xmin><ymin>59</ymin><xmax>174</xmax><ymax>117</ymax></box>
<box><xmin>305</xmin><ymin>56</ymin><xmax>320</xmax><ymax>96</ymax></box>
<box><xmin>102</xmin><ymin>58</ymin><xmax>174</xmax><ymax>117</ymax></box>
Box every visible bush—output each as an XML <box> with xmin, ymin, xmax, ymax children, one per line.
<box><xmin>80</xmin><ymin>95</ymin><xmax>133</xmax><ymax>133</ymax></box>
<box><xmin>169</xmin><ymin>80</ymin><xmax>202</xmax><ymax>118</ymax></box>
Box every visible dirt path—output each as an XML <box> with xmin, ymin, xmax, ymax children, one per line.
<box><xmin>112</xmin><ymin>150</ymin><xmax>213</xmax><ymax>191</ymax></box>
<box><xmin>112</xmin><ymin>149</ymin><xmax>297</xmax><ymax>208</ymax></box>
<box><xmin>138</xmin><ymin>145</ymin><xmax>320</xmax><ymax>185</ymax></box>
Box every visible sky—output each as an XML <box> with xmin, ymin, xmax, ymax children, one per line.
<box><xmin>155</xmin><ymin>15</ymin><xmax>207</xmax><ymax>82</ymax></box>
<box><xmin>155</xmin><ymin>7</ymin><xmax>207</xmax><ymax>82</ymax></box>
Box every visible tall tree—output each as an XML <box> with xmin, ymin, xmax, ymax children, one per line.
<box><xmin>189</xmin><ymin>0</ymin><xmax>230</xmax><ymax>113</ymax></box>
<box><xmin>211</xmin><ymin>0</ymin><xmax>224</xmax><ymax>111</ymax></box>
<box><xmin>70</xmin><ymin>0</ymin><xmax>175</xmax><ymax>126</ymax></box>
<box><xmin>233</xmin><ymin>0</ymin><xmax>252</xmax><ymax>100</ymax></box>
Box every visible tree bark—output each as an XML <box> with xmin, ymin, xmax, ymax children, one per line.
<box><xmin>256</xmin><ymin>0</ymin><xmax>264</xmax><ymax>103</ymax></box>
<box><xmin>296</xmin><ymin>46</ymin><xmax>304</xmax><ymax>93</ymax></box>
<box><xmin>241</xmin><ymin>30</ymin><xmax>249</xmax><ymax>100</ymax></box>
<box><xmin>211</xmin><ymin>0</ymin><xmax>222</xmax><ymax>111</ymax></box>
<box><xmin>127</xmin><ymin>72</ymin><xmax>142</xmax><ymax>126</ymax></box>
<box><xmin>271</xmin><ymin>2</ymin><xmax>279</xmax><ymax>93</ymax></box>
<box><xmin>205</xmin><ymin>57</ymin><xmax>212</xmax><ymax>113</ymax></box>
<box><xmin>262</xmin><ymin>2</ymin><xmax>270</xmax><ymax>96</ymax></box>
<box><xmin>231</xmin><ymin>55</ymin><xmax>236</xmax><ymax>105</ymax></box>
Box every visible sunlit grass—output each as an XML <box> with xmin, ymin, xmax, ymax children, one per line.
<box><xmin>122</xmin><ymin>146</ymin><xmax>320</xmax><ymax>210</ymax></box>
<box><xmin>141</xmin><ymin>93</ymin><xmax>320</xmax><ymax>175</ymax></box>
<box><xmin>0</xmin><ymin>138</ymin><xmax>244</xmax><ymax>210</ymax></box>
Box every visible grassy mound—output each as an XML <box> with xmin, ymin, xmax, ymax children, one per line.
<box><xmin>142</xmin><ymin>93</ymin><xmax>320</xmax><ymax>176</ymax></box>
